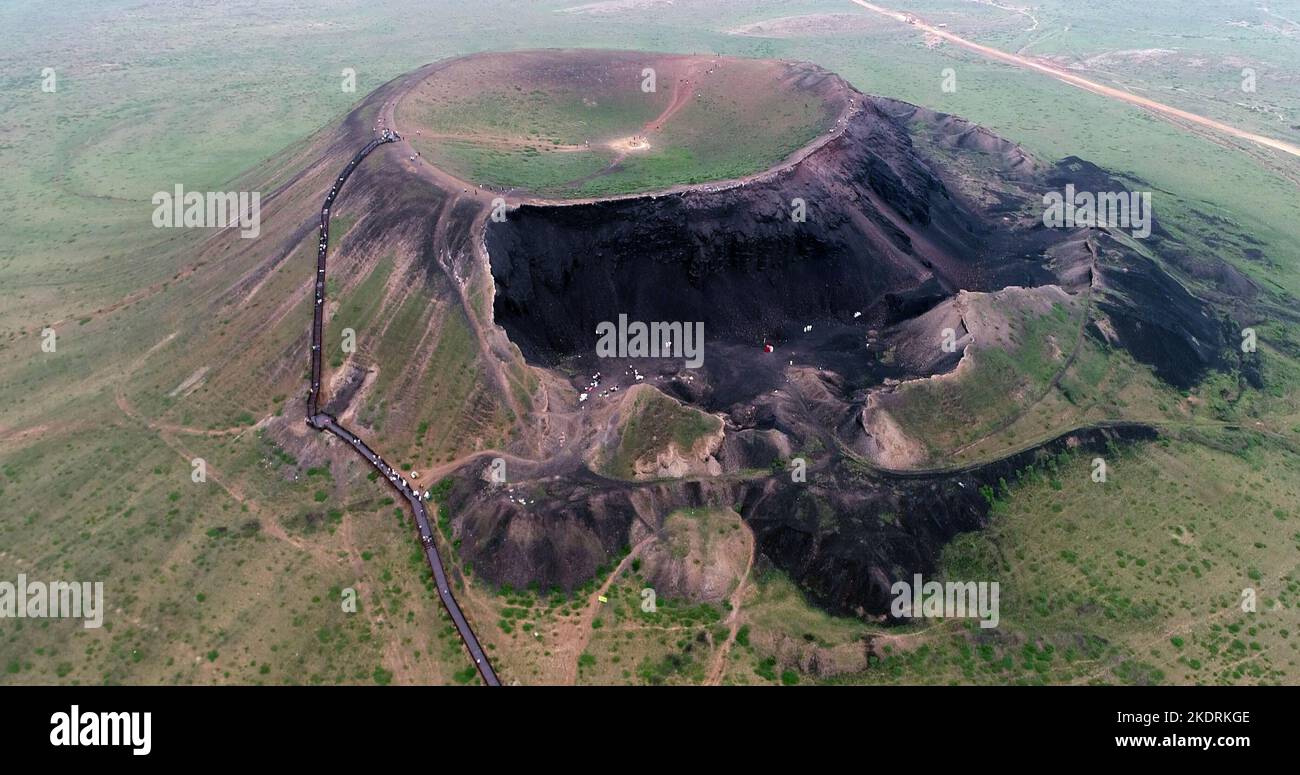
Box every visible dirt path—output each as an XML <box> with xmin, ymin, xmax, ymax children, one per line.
<box><xmin>150</xmin><ymin>420</ymin><xmax>332</xmax><ymax>562</ymax></box>
<box><xmin>564</xmin><ymin>536</ymin><xmax>656</xmax><ymax>684</ymax></box>
<box><xmin>549</xmin><ymin>61</ymin><xmax>703</xmax><ymax>191</ymax></box>
<box><xmin>110</xmin><ymin>331</ymin><xmax>254</xmax><ymax>437</ymax></box>
<box><xmin>645</xmin><ymin>65</ymin><xmax>699</xmax><ymax>134</ymax></box>
<box><xmin>705</xmin><ymin>517</ymin><xmax>756</xmax><ymax>685</ymax></box>
<box><xmin>848</xmin><ymin>0</ymin><xmax>1300</xmax><ymax>159</ymax></box>
<box><xmin>114</xmin><ymin>388</ymin><xmax>252</xmax><ymax>438</ymax></box>
<box><xmin>970</xmin><ymin>0</ymin><xmax>1039</xmax><ymax>35</ymax></box>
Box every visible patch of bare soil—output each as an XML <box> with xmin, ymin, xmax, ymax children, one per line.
<box><xmin>607</xmin><ymin>135</ymin><xmax>651</xmax><ymax>154</ymax></box>
<box><xmin>167</xmin><ymin>366</ymin><xmax>210</xmax><ymax>398</ymax></box>
<box><xmin>859</xmin><ymin>395</ymin><xmax>928</xmax><ymax>469</ymax></box>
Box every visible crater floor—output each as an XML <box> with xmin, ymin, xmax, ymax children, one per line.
<box><xmin>393</xmin><ymin>49</ymin><xmax>851</xmax><ymax>199</ymax></box>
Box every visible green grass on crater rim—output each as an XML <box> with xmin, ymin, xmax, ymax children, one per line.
<box><xmin>395</xmin><ymin>50</ymin><xmax>847</xmax><ymax>198</ymax></box>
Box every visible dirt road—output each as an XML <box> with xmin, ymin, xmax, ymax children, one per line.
<box><xmin>848</xmin><ymin>0</ymin><xmax>1300</xmax><ymax>159</ymax></box>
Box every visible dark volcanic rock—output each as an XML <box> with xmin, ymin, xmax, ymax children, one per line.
<box><xmin>449</xmin><ymin>424</ymin><xmax>1157</xmax><ymax>618</ymax></box>
<box><xmin>742</xmin><ymin>424</ymin><xmax>1157</xmax><ymax>618</ymax></box>
<box><xmin>486</xmin><ymin>96</ymin><xmax>1058</xmax><ymax>367</ymax></box>
<box><xmin>486</xmin><ymin>95</ymin><xmax>1234</xmax><ymax>399</ymax></box>
<box><xmin>467</xmin><ymin>77</ymin><xmax>1253</xmax><ymax>620</ymax></box>
<box><xmin>1092</xmin><ymin>246</ymin><xmax>1232</xmax><ymax>389</ymax></box>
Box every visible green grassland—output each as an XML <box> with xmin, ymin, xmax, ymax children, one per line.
<box><xmin>878</xmin><ymin>0</ymin><xmax>1300</xmax><ymax>144</ymax></box>
<box><xmin>0</xmin><ymin>420</ymin><xmax>470</xmax><ymax>684</ymax></box>
<box><xmin>432</xmin><ymin>139</ymin><xmax>615</xmax><ymax>195</ymax></box>
<box><xmin>576</xmin><ymin>508</ymin><xmax>745</xmax><ymax>685</ymax></box>
<box><xmin>574</xmin><ymin>68</ymin><xmax>837</xmax><ymax>196</ymax></box>
<box><xmin>883</xmin><ymin>295</ymin><xmax>1300</xmax><ymax>469</ymax></box>
<box><xmin>412</xmin><ymin>90</ymin><xmax>662</xmax><ymax>146</ymax></box>
<box><xmin>723</xmin><ymin>436</ymin><xmax>1300</xmax><ymax>685</ymax></box>
<box><xmin>3</xmin><ymin>0</ymin><xmax>1299</xmax><ymax>684</ymax></box>
<box><xmin>401</xmin><ymin>75</ymin><xmax>662</xmax><ymax>193</ymax></box>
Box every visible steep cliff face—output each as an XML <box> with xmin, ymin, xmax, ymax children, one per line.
<box><xmin>486</xmin><ymin>97</ymin><xmax>1231</xmax><ymax>390</ymax></box>
<box><xmin>463</xmin><ymin>88</ymin><xmax>1241</xmax><ymax>619</ymax></box>
<box><xmin>485</xmin><ymin>97</ymin><xmax>1042</xmax><ymax>366</ymax></box>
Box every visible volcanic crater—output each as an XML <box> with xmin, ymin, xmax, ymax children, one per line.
<box><xmin>311</xmin><ymin>49</ymin><xmax>1254</xmax><ymax>620</ymax></box>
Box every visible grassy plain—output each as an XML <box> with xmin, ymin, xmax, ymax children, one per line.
<box><xmin>2</xmin><ymin>0</ymin><xmax>1298</xmax><ymax>685</ymax></box>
